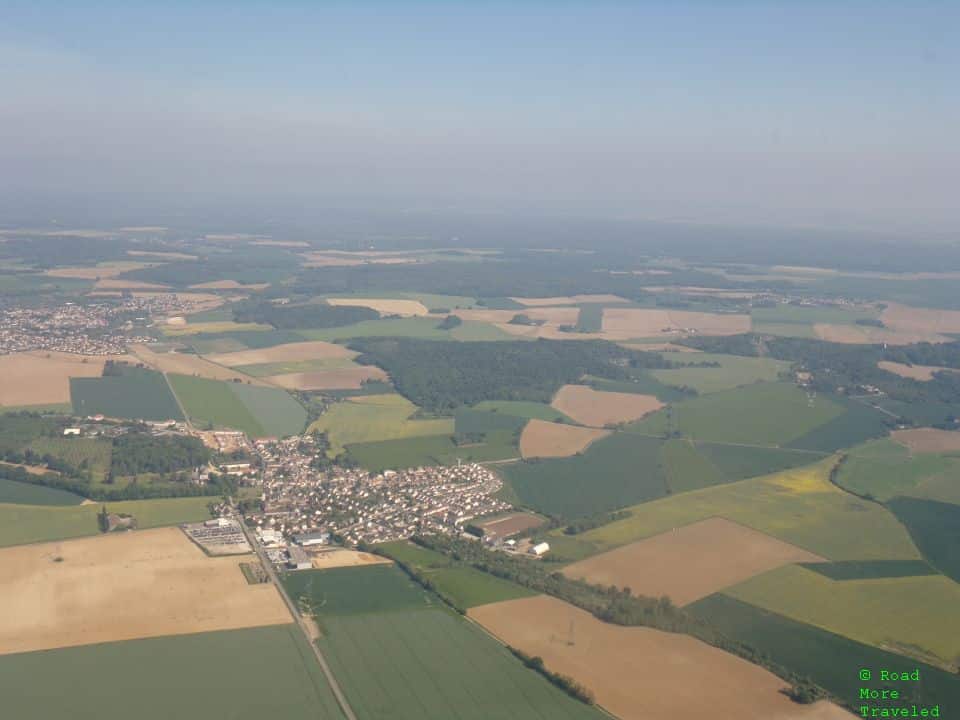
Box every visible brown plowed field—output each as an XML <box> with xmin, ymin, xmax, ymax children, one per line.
<box><xmin>814</xmin><ymin>323</ymin><xmax>947</xmax><ymax>345</ymax></box>
<box><xmin>469</xmin><ymin>595</ymin><xmax>850</xmax><ymax>720</ymax></box>
<box><xmin>519</xmin><ymin>419</ymin><xmax>610</xmax><ymax>458</ymax></box>
<box><xmin>266</xmin><ymin>366</ymin><xmax>388</xmax><ymax>390</ymax></box>
<box><xmin>325</xmin><ymin>297</ymin><xmax>429</xmax><ymax>316</ymax></box>
<box><xmin>309</xmin><ymin>548</ymin><xmax>393</xmax><ymax>570</ymax></box>
<box><xmin>892</xmin><ymin>428</ymin><xmax>960</xmax><ymax>454</ymax></box>
<box><xmin>205</xmin><ymin>341</ymin><xmax>356</xmax><ymax>366</ymax></box>
<box><xmin>0</xmin><ymin>352</ymin><xmax>129</xmax><ymax>406</ymax></box>
<box><xmin>561</xmin><ymin>518</ymin><xmax>825</xmax><ymax>606</ymax></box>
<box><xmin>129</xmin><ymin>344</ymin><xmax>269</xmax><ymax>385</ymax></box>
<box><xmin>878</xmin><ymin>361</ymin><xmax>949</xmax><ymax>381</ymax></box>
<box><xmin>474</xmin><ymin>512</ymin><xmax>545</xmax><ymax>539</ymax></box>
<box><xmin>601</xmin><ymin>308</ymin><xmax>750</xmax><ymax>338</ymax></box>
<box><xmin>550</xmin><ymin>385</ymin><xmax>663</xmax><ymax>427</ymax></box>
<box><xmin>882</xmin><ymin>302</ymin><xmax>960</xmax><ymax>335</ymax></box>
<box><xmin>509</xmin><ymin>294</ymin><xmax>628</xmax><ymax>306</ymax></box>
<box><xmin>0</xmin><ymin>527</ymin><xmax>291</xmax><ymax>655</ymax></box>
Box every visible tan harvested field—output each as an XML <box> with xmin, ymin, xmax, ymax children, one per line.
<box><xmin>127</xmin><ymin>250</ymin><xmax>197</xmax><ymax>260</ymax></box>
<box><xmin>301</xmin><ymin>251</ymin><xmax>419</xmax><ymax>267</ymax></box>
<box><xmin>93</xmin><ymin>278</ymin><xmax>171</xmax><ymax>290</ymax></box>
<box><xmin>561</xmin><ymin>518</ymin><xmax>825</xmax><ymax>606</ymax></box>
<box><xmin>205</xmin><ymin>341</ymin><xmax>356</xmax><ymax>367</ymax></box>
<box><xmin>551</xmin><ymin>385</ymin><xmax>663</xmax><ymax>427</ymax></box>
<box><xmin>601</xmin><ymin>308</ymin><xmax>751</xmax><ymax>337</ymax></box>
<box><xmin>0</xmin><ymin>527</ymin><xmax>291</xmax><ymax>655</ymax></box>
<box><xmin>892</xmin><ymin>428</ymin><xmax>960</xmax><ymax>454</ymax></box>
<box><xmin>267</xmin><ymin>366</ymin><xmax>388</xmax><ymax>390</ymax></box>
<box><xmin>519</xmin><ymin>419</ymin><xmax>610</xmax><ymax>458</ymax></box>
<box><xmin>129</xmin><ymin>344</ymin><xmax>269</xmax><ymax>385</ymax></box>
<box><xmin>469</xmin><ymin>595</ymin><xmax>849</xmax><ymax>720</ymax></box>
<box><xmin>250</xmin><ymin>240</ymin><xmax>310</xmax><ymax>247</ymax></box>
<box><xmin>475</xmin><ymin>512</ymin><xmax>545</xmax><ymax>539</ymax></box>
<box><xmin>308</xmin><ymin>548</ymin><xmax>392</xmax><ymax>570</ymax></box>
<box><xmin>814</xmin><ymin>323</ymin><xmax>947</xmax><ymax>345</ymax></box>
<box><xmin>45</xmin><ymin>261</ymin><xmax>154</xmax><ymax>279</ymax></box>
<box><xmin>882</xmin><ymin>302</ymin><xmax>960</xmax><ymax>335</ymax></box>
<box><xmin>0</xmin><ymin>351</ymin><xmax>129</xmax><ymax>406</ymax></box>
<box><xmin>188</xmin><ymin>280</ymin><xmax>270</xmax><ymax>290</ymax></box>
<box><xmin>509</xmin><ymin>294</ymin><xmax>628</xmax><ymax>306</ymax></box>
<box><xmin>618</xmin><ymin>342</ymin><xmax>702</xmax><ymax>353</ymax></box>
<box><xmin>326</xmin><ymin>297</ymin><xmax>429</xmax><ymax>316</ymax></box>
<box><xmin>455</xmin><ymin>307</ymin><xmax>580</xmax><ymax>325</ymax></box>
<box><xmin>878</xmin><ymin>360</ymin><xmax>953</xmax><ymax>381</ymax></box>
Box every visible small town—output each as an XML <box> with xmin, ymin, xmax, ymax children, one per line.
<box><xmin>247</xmin><ymin>434</ymin><xmax>512</xmax><ymax>547</ymax></box>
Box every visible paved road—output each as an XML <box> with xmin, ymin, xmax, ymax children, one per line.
<box><xmin>238</xmin><ymin>520</ymin><xmax>358</xmax><ymax>720</ymax></box>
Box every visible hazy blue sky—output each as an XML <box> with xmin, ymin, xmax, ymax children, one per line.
<box><xmin>1</xmin><ymin>1</ymin><xmax>956</xmax><ymax>233</ymax></box>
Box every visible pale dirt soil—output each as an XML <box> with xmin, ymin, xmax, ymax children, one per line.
<box><xmin>551</xmin><ymin>385</ymin><xmax>663</xmax><ymax>427</ymax></box>
<box><xmin>508</xmin><ymin>294</ymin><xmax>629</xmax><ymax>306</ymax></box>
<box><xmin>0</xmin><ymin>352</ymin><xmax>126</xmax><ymax>405</ymax></box>
<box><xmin>617</xmin><ymin>342</ymin><xmax>702</xmax><ymax>352</ymax></box>
<box><xmin>475</xmin><ymin>512</ymin><xmax>545</xmax><ymax>538</ymax></box>
<box><xmin>308</xmin><ymin>548</ymin><xmax>393</xmax><ymax>570</ymax></box>
<box><xmin>300</xmin><ymin>252</ymin><xmax>419</xmax><ymax>267</ymax></box>
<box><xmin>455</xmin><ymin>307</ymin><xmax>580</xmax><ymax>325</ymax></box>
<box><xmin>127</xmin><ymin>250</ymin><xmax>198</xmax><ymax>260</ymax></box>
<box><xmin>878</xmin><ymin>361</ymin><xmax>952</xmax><ymax>381</ymax></box>
<box><xmin>44</xmin><ymin>262</ymin><xmax>154</xmax><ymax>279</ymax></box>
<box><xmin>892</xmin><ymin>428</ymin><xmax>960</xmax><ymax>454</ymax></box>
<box><xmin>204</xmin><ymin>341</ymin><xmax>356</xmax><ymax>366</ymax></box>
<box><xmin>250</xmin><ymin>240</ymin><xmax>310</xmax><ymax>247</ymax></box>
<box><xmin>0</xmin><ymin>527</ymin><xmax>291</xmax><ymax>655</ymax></box>
<box><xmin>93</xmin><ymin>278</ymin><xmax>171</xmax><ymax>290</ymax></box>
<box><xmin>814</xmin><ymin>323</ymin><xmax>948</xmax><ymax>345</ymax></box>
<box><xmin>561</xmin><ymin>517</ymin><xmax>825</xmax><ymax>607</ymax></box>
<box><xmin>188</xmin><ymin>280</ymin><xmax>271</xmax><ymax>290</ymax></box>
<box><xmin>601</xmin><ymin>308</ymin><xmax>751</xmax><ymax>338</ymax></box>
<box><xmin>325</xmin><ymin>297</ymin><xmax>429</xmax><ymax>316</ymax></box>
<box><xmin>266</xmin><ymin>366</ymin><xmax>388</xmax><ymax>390</ymax></box>
<box><xmin>129</xmin><ymin>344</ymin><xmax>270</xmax><ymax>385</ymax></box>
<box><xmin>469</xmin><ymin>595</ymin><xmax>852</xmax><ymax>720</ymax></box>
<box><xmin>882</xmin><ymin>302</ymin><xmax>960</xmax><ymax>335</ymax></box>
<box><xmin>519</xmin><ymin>418</ymin><xmax>610</xmax><ymax>458</ymax></box>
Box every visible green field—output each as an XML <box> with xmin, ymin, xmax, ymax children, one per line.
<box><xmin>801</xmin><ymin>559</ymin><xmax>936</xmax><ymax>581</ymax></box>
<box><xmin>309</xmin><ymin>394</ymin><xmax>454</xmax><ymax>455</ymax></box>
<box><xmin>0</xmin><ymin>495</ymin><xmax>213</xmax><ymax>547</ymax></box>
<box><xmin>472</xmin><ymin>400</ymin><xmax>569</xmax><ymax>421</ymax></box>
<box><xmin>785</xmin><ymin>395</ymin><xmax>890</xmax><ymax>452</ymax></box>
<box><xmin>650</xmin><ymin>353</ymin><xmax>789</xmax><ymax>394</ymax></box>
<box><xmin>588</xmin><ymin>372</ymin><xmax>691</xmax><ymax>402</ymax></box>
<box><xmin>723</xmin><ymin>564</ymin><xmax>960</xmax><ymax>667</ymax></box>
<box><xmin>28</xmin><ymin>436</ymin><xmax>113</xmax><ymax>482</ymax></box>
<box><xmin>548</xmin><ymin>459</ymin><xmax>921</xmax><ymax>562</ymax></box>
<box><xmin>689</xmin><ymin>594</ymin><xmax>960</xmax><ymax>709</ymax></box>
<box><xmin>299</xmin><ymin>317</ymin><xmax>457</xmax><ymax>341</ymax></box>
<box><xmin>0</xmin><ymin>624</ymin><xmax>345</xmax><ymax>720</ymax></box>
<box><xmin>659</xmin><ymin>438</ymin><xmax>728</xmax><ymax>492</ymax></box>
<box><xmin>70</xmin><ymin>367</ymin><xmax>183</xmax><ymax>421</ymax></box>
<box><xmin>449</xmin><ymin>320</ymin><xmax>516</xmax><ymax>341</ymax></box>
<box><xmin>499</xmin><ymin>432</ymin><xmax>667</xmax><ymax>520</ymax></box>
<box><xmin>674</xmin><ymin>382</ymin><xmax>844</xmax><ymax>446</ymax></box>
<box><xmin>283</xmin><ymin>565</ymin><xmax>435</xmax><ymax>616</ymax></box>
<box><xmin>235</xmin><ymin>357</ymin><xmax>358</xmax><ymax>376</ymax></box>
<box><xmin>0</xmin><ymin>477</ymin><xmax>84</xmax><ymax>505</ymax></box>
<box><xmin>750</xmin><ymin>303</ymin><xmax>879</xmax><ymax>326</ymax></box>
<box><xmin>454</xmin><ymin>408</ymin><xmax>527</xmax><ymax>436</ymax></box>
<box><xmin>347</xmin><ymin>431</ymin><xmax>518</xmax><ymax>472</ymax></box>
<box><xmin>750</xmin><ymin>321</ymin><xmax>818</xmax><ymax>338</ymax></box>
<box><xmin>887</xmin><ymin>497</ymin><xmax>960</xmax><ymax>583</ymax></box>
<box><xmin>185</xmin><ymin>329</ymin><xmax>306</xmax><ymax>353</ymax></box>
<box><xmin>230</xmin><ymin>383</ymin><xmax>308</xmax><ymax>437</ymax></box>
<box><xmin>695</xmin><ymin>441</ymin><xmax>825</xmax><ymax>479</ymax></box>
<box><xmin>835</xmin><ymin>438</ymin><xmax>960</xmax><ymax>502</ymax></box>
<box><xmin>575</xmin><ymin>304</ymin><xmax>603</xmax><ymax>332</ymax></box>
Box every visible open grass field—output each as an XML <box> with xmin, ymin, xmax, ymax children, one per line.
<box><xmin>588</xmin><ymin>371</ymin><xmax>692</xmax><ymax>402</ymax></box>
<box><xmin>470</xmin><ymin>595</ymin><xmax>848</xmax><ymax>720</ymax></box>
<box><xmin>561</xmin><ymin>518</ymin><xmax>824</xmax><ymax>606</ymax></box>
<box><xmin>801</xmin><ymin>559</ymin><xmax>936</xmax><ymax>581</ymax></box>
<box><xmin>308</xmin><ymin>394</ymin><xmax>453</xmax><ymax>455</ymax></box>
<box><xmin>298</xmin><ymin>317</ymin><xmax>458</xmax><ymax>341</ymax></box>
<box><xmin>813</xmin><ymin>323</ymin><xmax>946</xmax><ymax>345</ymax></box>
<box><xmin>204</xmin><ymin>340</ymin><xmax>356</xmax><ymax>366</ymax></box>
<box><xmin>0</xmin><ymin>527</ymin><xmax>290</xmax><ymax>655</ymax></box>
<box><xmin>784</xmin><ymin>395</ymin><xmax>890</xmax><ymax>453</ymax></box>
<box><xmin>168</xmin><ymin>374</ymin><xmax>263</xmax><ymax>436</ymax></box>
<box><xmin>0</xmin><ymin>351</ymin><xmax>116</xmax><ymax>406</ymax></box>
<box><xmin>519</xmin><ymin>419</ymin><xmax>609</xmax><ymax>458</ymax></box>
<box><xmin>0</xmin><ymin>478</ymin><xmax>84</xmax><ymax>506</ymax></box>
<box><xmin>27</xmin><ymin>435</ymin><xmax>113</xmax><ymax>482</ymax></box>
<box><xmin>0</xmin><ymin>624</ymin><xmax>346</xmax><ymax>720</ymax></box>
<box><xmin>887</xmin><ymin>497</ymin><xmax>960</xmax><ymax>582</ymax></box>
<box><xmin>320</xmin><ymin>608</ymin><xmax>605</xmax><ymax>720</ymax></box>
<box><xmin>347</xmin><ymin>431</ymin><xmax>518</xmax><ymax>471</ymax></box>
<box><xmin>454</xmin><ymin>407</ymin><xmax>528</xmax><ymax>436</ymax></box>
<box><xmin>751</xmin><ymin>321</ymin><xmax>819</xmax><ymax>338</ymax></box>
<box><xmin>229</xmin><ymin>383</ymin><xmax>308</xmax><ymax>437</ymax></box>
<box><xmin>498</xmin><ymin>432</ymin><xmax>667</xmax><ymax>519</ymax></box>
<box><xmin>694</xmin><ymin>441</ymin><xmax>826</xmax><ymax>479</ymax></box>
<box><xmin>750</xmin><ymin>303</ymin><xmax>879</xmax><ymax>327</ymax></box>
<box><xmin>834</xmin><ymin>438</ymin><xmax>960</xmax><ymax>502</ymax></box>
<box><xmin>283</xmin><ymin>565</ymin><xmax>434</xmax><ymax>616</ymax></box>
<box><xmin>551</xmin><ymin>384</ymin><xmax>663</xmax><ymax>427</ymax></box>
<box><xmin>650</xmin><ymin>353</ymin><xmax>790</xmax><ymax>394</ymax></box>
<box><xmin>688</xmin><ymin>594</ymin><xmax>960</xmax><ymax>711</ymax></box>
<box><xmin>511</xmin><ymin>294</ymin><xmax>628</xmax><ymax>306</ymax></box>
<box><xmin>0</xmin><ymin>495</ymin><xmax>213</xmax><ymax>547</ymax></box>
<box><xmin>722</xmin><ymin>564</ymin><xmax>960</xmax><ymax>668</ymax></box>
<box><xmin>71</xmin><ymin>366</ymin><xmax>184</xmax><ymax>421</ymax></box>
<box><xmin>892</xmin><ymin>427</ymin><xmax>960</xmax><ymax>453</ymax></box>
<box><xmin>659</xmin><ymin>438</ymin><xmax>728</xmax><ymax>492</ymax></box>
<box><xmin>185</xmin><ymin>329</ymin><xmax>307</xmax><ymax>353</ymax></box>
<box><xmin>552</xmin><ymin>459</ymin><xmax>921</xmax><ymax>562</ymax></box>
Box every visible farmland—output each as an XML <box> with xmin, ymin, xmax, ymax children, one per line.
<box><xmin>834</xmin><ymin>438</ymin><xmax>960</xmax><ymax>502</ymax></box>
<box><xmin>0</xmin><ymin>495</ymin><xmax>214</xmax><ymax>547</ymax></box>
<box><xmin>469</xmin><ymin>595</ymin><xmax>847</xmax><ymax>720</ymax></box>
<box><xmin>0</xmin><ymin>351</ymin><xmax>114</xmax><ymax>406</ymax></box>
<box><xmin>71</xmin><ymin>366</ymin><xmax>184</xmax><ymax>421</ymax></box>
<box><xmin>0</xmin><ymin>527</ymin><xmax>290</xmax><ymax>655</ymax></box>
<box><xmin>205</xmin><ymin>340</ymin><xmax>356</xmax><ymax>366</ymax></box>
<box><xmin>0</xmin><ymin>478</ymin><xmax>84</xmax><ymax>506</ymax></box>
<box><xmin>27</xmin><ymin>435</ymin><xmax>113</xmax><ymax>482</ymax></box>
<box><xmin>650</xmin><ymin>352</ymin><xmax>790</xmax><ymax>394</ymax></box>
<box><xmin>887</xmin><ymin>497</ymin><xmax>960</xmax><ymax>582</ymax></box>
<box><xmin>0</xmin><ymin>624</ymin><xmax>346</xmax><ymax>720</ymax></box>
<box><xmin>550</xmin><ymin>384</ymin><xmax>663</xmax><ymax>427</ymax></box>
<box><xmin>347</xmin><ymin>431</ymin><xmax>518</xmax><ymax>471</ymax></box>
<box><xmin>722</xmin><ymin>564</ymin><xmax>960</xmax><ymax>668</ymax></box>
<box><xmin>519</xmin><ymin>419</ymin><xmax>609</xmax><ymax>458</ymax></box>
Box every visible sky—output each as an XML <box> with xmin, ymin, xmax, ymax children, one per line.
<box><xmin>0</xmin><ymin>1</ymin><xmax>957</xmax><ymax>235</ymax></box>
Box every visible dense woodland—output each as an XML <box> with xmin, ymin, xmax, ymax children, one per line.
<box><xmin>233</xmin><ymin>299</ymin><xmax>378</xmax><ymax>329</ymax></box>
<box><xmin>110</xmin><ymin>433</ymin><xmax>211</xmax><ymax>476</ymax></box>
<box><xmin>349</xmin><ymin>338</ymin><xmax>673</xmax><ymax>412</ymax></box>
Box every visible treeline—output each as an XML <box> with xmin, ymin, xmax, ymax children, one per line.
<box><xmin>233</xmin><ymin>299</ymin><xmax>378</xmax><ymax>329</ymax></box>
<box><xmin>508</xmin><ymin>647</ymin><xmax>595</xmax><ymax>704</ymax></box>
<box><xmin>563</xmin><ymin>510</ymin><xmax>630</xmax><ymax>535</ymax></box>
<box><xmin>348</xmin><ymin>338</ymin><xmax>674</xmax><ymax>412</ymax></box>
<box><xmin>111</xmin><ymin>432</ymin><xmax>210</xmax><ymax>476</ymax></box>
<box><xmin>410</xmin><ymin>534</ymin><xmax>828</xmax><ymax>706</ymax></box>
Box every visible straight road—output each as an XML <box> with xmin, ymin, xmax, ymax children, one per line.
<box><xmin>238</xmin><ymin>520</ymin><xmax>358</xmax><ymax>720</ymax></box>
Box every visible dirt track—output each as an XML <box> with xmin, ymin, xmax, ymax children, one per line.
<box><xmin>0</xmin><ymin>527</ymin><xmax>290</xmax><ymax>655</ymax></box>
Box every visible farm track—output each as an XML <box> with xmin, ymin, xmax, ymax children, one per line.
<box><xmin>238</xmin><ymin>519</ymin><xmax>357</xmax><ymax>720</ymax></box>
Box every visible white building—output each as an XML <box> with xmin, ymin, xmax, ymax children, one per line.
<box><xmin>529</xmin><ymin>542</ymin><xmax>550</xmax><ymax>556</ymax></box>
